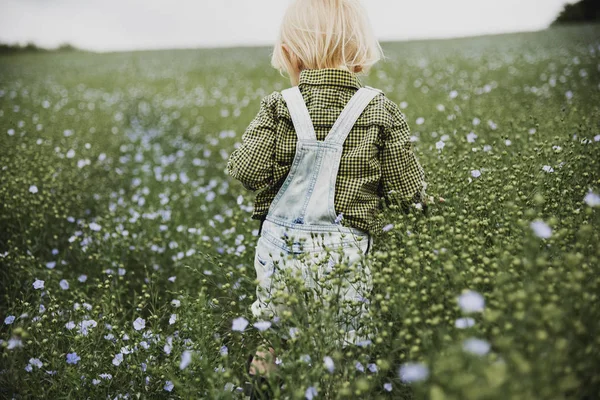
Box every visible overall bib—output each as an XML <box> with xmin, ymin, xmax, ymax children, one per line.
<box><xmin>250</xmin><ymin>85</ymin><xmax>381</xmax><ymax>348</ymax></box>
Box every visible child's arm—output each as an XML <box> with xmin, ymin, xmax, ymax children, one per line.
<box><xmin>379</xmin><ymin>100</ymin><xmax>428</xmax><ymax>211</ymax></box>
<box><xmin>226</xmin><ymin>93</ymin><xmax>279</xmax><ymax>192</ymax></box>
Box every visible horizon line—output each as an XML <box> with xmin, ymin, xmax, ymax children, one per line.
<box><xmin>2</xmin><ymin>23</ymin><xmax>595</xmax><ymax>55</ymax></box>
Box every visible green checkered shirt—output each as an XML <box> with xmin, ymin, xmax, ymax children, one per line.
<box><xmin>226</xmin><ymin>68</ymin><xmax>426</xmax><ymax>235</ymax></box>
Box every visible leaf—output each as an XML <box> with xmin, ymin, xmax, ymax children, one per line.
<box><xmin>430</xmin><ymin>385</ymin><xmax>446</xmax><ymax>400</ymax></box>
<box><xmin>484</xmin><ymin>362</ymin><xmax>507</xmax><ymax>388</ymax></box>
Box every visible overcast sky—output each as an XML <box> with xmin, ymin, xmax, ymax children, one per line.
<box><xmin>0</xmin><ymin>0</ymin><xmax>572</xmax><ymax>52</ymax></box>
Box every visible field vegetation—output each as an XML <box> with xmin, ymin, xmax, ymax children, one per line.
<box><xmin>1</xmin><ymin>24</ymin><xmax>599</xmax><ymax>399</ymax></box>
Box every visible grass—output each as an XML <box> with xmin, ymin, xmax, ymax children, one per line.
<box><xmin>1</xmin><ymin>24</ymin><xmax>599</xmax><ymax>399</ymax></box>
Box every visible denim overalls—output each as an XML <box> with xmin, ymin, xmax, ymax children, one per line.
<box><xmin>250</xmin><ymin>85</ymin><xmax>381</xmax><ymax>348</ymax></box>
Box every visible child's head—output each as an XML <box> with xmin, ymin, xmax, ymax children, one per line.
<box><xmin>271</xmin><ymin>0</ymin><xmax>384</xmax><ymax>85</ymax></box>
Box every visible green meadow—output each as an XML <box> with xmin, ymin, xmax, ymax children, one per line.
<box><xmin>1</xmin><ymin>24</ymin><xmax>599</xmax><ymax>399</ymax></box>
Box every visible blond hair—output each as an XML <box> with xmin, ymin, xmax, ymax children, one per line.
<box><xmin>271</xmin><ymin>0</ymin><xmax>384</xmax><ymax>81</ymax></box>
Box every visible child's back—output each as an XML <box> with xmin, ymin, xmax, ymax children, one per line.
<box><xmin>227</xmin><ymin>67</ymin><xmax>426</xmax><ymax>236</ymax></box>
<box><xmin>227</xmin><ymin>66</ymin><xmax>426</xmax><ymax>348</ymax></box>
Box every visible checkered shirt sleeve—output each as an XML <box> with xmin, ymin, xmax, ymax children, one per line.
<box><xmin>226</xmin><ymin>93</ymin><xmax>278</xmax><ymax>192</ymax></box>
<box><xmin>380</xmin><ymin>99</ymin><xmax>427</xmax><ymax>207</ymax></box>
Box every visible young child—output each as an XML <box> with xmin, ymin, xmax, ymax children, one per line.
<box><xmin>226</xmin><ymin>0</ymin><xmax>427</xmax><ymax>391</ymax></box>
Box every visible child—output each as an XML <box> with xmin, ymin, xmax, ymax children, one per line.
<box><xmin>226</xmin><ymin>0</ymin><xmax>427</xmax><ymax>392</ymax></box>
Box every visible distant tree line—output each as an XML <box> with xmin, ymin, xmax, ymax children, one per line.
<box><xmin>552</xmin><ymin>0</ymin><xmax>600</xmax><ymax>25</ymax></box>
<box><xmin>0</xmin><ymin>42</ymin><xmax>80</xmax><ymax>55</ymax></box>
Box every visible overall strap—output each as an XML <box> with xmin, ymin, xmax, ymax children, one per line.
<box><xmin>281</xmin><ymin>86</ymin><xmax>317</xmax><ymax>141</ymax></box>
<box><xmin>325</xmin><ymin>87</ymin><xmax>380</xmax><ymax>145</ymax></box>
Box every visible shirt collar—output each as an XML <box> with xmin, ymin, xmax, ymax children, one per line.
<box><xmin>298</xmin><ymin>68</ymin><xmax>363</xmax><ymax>90</ymax></box>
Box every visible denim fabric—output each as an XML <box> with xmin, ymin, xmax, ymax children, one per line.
<box><xmin>250</xmin><ymin>86</ymin><xmax>379</xmax><ymax>348</ymax></box>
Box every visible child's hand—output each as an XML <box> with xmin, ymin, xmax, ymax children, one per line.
<box><xmin>422</xmin><ymin>195</ymin><xmax>444</xmax><ymax>205</ymax></box>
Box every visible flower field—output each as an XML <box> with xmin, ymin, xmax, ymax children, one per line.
<box><xmin>1</xmin><ymin>24</ymin><xmax>599</xmax><ymax>399</ymax></box>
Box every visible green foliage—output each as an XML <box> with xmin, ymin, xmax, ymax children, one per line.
<box><xmin>551</xmin><ymin>0</ymin><xmax>600</xmax><ymax>26</ymax></box>
<box><xmin>1</xmin><ymin>24</ymin><xmax>599</xmax><ymax>399</ymax></box>
<box><xmin>0</xmin><ymin>42</ymin><xmax>81</xmax><ymax>55</ymax></box>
